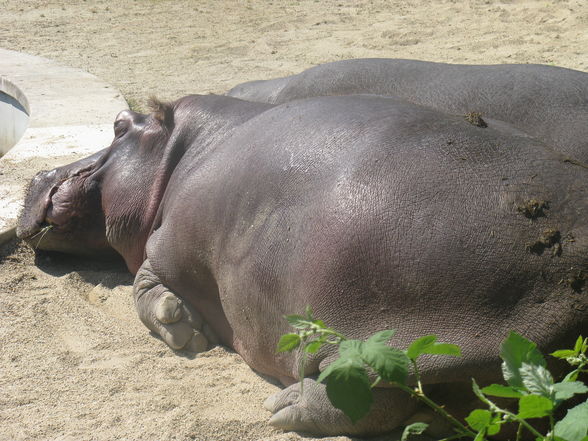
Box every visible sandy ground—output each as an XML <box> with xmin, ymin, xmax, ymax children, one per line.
<box><xmin>0</xmin><ymin>1</ymin><xmax>587</xmax><ymax>440</ymax></box>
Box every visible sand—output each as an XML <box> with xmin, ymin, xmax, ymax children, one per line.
<box><xmin>0</xmin><ymin>0</ymin><xmax>587</xmax><ymax>440</ymax></box>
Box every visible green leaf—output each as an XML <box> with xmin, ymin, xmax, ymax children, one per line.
<box><xmin>304</xmin><ymin>305</ymin><xmax>313</xmax><ymax>319</ymax></box>
<box><xmin>360</xmin><ymin>331</ymin><xmax>408</xmax><ymax>385</ymax></box>
<box><xmin>473</xmin><ymin>431</ymin><xmax>486</xmax><ymax>441</ymax></box>
<box><xmin>465</xmin><ymin>408</ymin><xmax>501</xmax><ymax>436</ymax></box>
<box><xmin>424</xmin><ymin>343</ymin><xmax>461</xmax><ymax>357</ymax></box>
<box><xmin>564</xmin><ymin>370</ymin><xmax>581</xmax><ymax>383</ymax></box>
<box><xmin>520</xmin><ymin>362</ymin><xmax>554</xmax><ymax>398</ymax></box>
<box><xmin>366</xmin><ymin>330</ymin><xmax>396</xmax><ymax>346</ymax></box>
<box><xmin>517</xmin><ymin>394</ymin><xmax>553</xmax><ymax>419</ymax></box>
<box><xmin>406</xmin><ymin>335</ymin><xmax>437</xmax><ymax>360</ymax></box>
<box><xmin>553</xmin><ymin>382</ymin><xmax>588</xmax><ymax>402</ymax></box>
<box><xmin>323</xmin><ymin>357</ymin><xmax>373</xmax><ymax>423</ymax></box>
<box><xmin>466</xmin><ymin>409</ymin><xmax>492</xmax><ymax>431</ymax></box>
<box><xmin>551</xmin><ymin>350</ymin><xmax>577</xmax><ymax>359</ymax></box>
<box><xmin>574</xmin><ymin>336</ymin><xmax>585</xmax><ymax>353</ymax></box>
<box><xmin>487</xmin><ymin>419</ymin><xmax>502</xmax><ymax>436</ymax></box>
<box><xmin>362</xmin><ymin>343</ymin><xmax>409</xmax><ymax>385</ymax></box>
<box><xmin>317</xmin><ymin>364</ymin><xmax>334</xmax><ymax>384</ymax></box>
<box><xmin>317</xmin><ymin>344</ymin><xmax>364</xmax><ymax>385</ymax></box>
<box><xmin>500</xmin><ymin>332</ymin><xmax>546</xmax><ymax>388</ymax></box>
<box><xmin>317</xmin><ymin>357</ymin><xmax>346</xmax><ymax>384</ymax></box>
<box><xmin>406</xmin><ymin>335</ymin><xmax>461</xmax><ymax>360</ymax></box>
<box><xmin>401</xmin><ymin>422</ymin><xmax>429</xmax><ymax>441</ymax></box>
<box><xmin>312</xmin><ymin>319</ymin><xmax>326</xmax><ymax>329</ymax></box>
<box><xmin>339</xmin><ymin>339</ymin><xmax>364</xmax><ymax>359</ymax></box>
<box><xmin>285</xmin><ymin>314</ymin><xmax>311</xmax><ymax>329</ymax></box>
<box><xmin>554</xmin><ymin>401</ymin><xmax>588</xmax><ymax>441</ymax></box>
<box><xmin>304</xmin><ymin>340</ymin><xmax>323</xmax><ymax>354</ymax></box>
<box><xmin>481</xmin><ymin>384</ymin><xmax>525</xmax><ymax>398</ymax></box>
<box><xmin>277</xmin><ymin>333</ymin><xmax>301</xmax><ymax>352</ymax></box>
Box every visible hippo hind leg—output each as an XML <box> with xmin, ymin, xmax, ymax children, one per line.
<box><xmin>265</xmin><ymin>378</ymin><xmax>438</xmax><ymax>436</ymax></box>
<box><xmin>133</xmin><ymin>259</ymin><xmax>216</xmax><ymax>353</ymax></box>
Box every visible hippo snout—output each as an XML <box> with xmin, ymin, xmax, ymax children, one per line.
<box><xmin>17</xmin><ymin>169</ymin><xmax>57</xmax><ymax>240</ymax></box>
<box><xmin>17</xmin><ymin>150</ymin><xmax>114</xmax><ymax>257</ymax></box>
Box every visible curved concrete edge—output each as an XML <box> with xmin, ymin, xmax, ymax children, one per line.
<box><xmin>0</xmin><ymin>48</ymin><xmax>128</xmax><ymax>242</ymax></box>
<box><xmin>0</xmin><ymin>76</ymin><xmax>30</xmax><ymax>114</ymax></box>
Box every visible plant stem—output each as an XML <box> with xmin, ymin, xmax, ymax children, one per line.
<box><xmin>396</xmin><ymin>383</ymin><xmax>476</xmax><ymax>438</ymax></box>
<box><xmin>410</xmin><ymin>359</ymin><xmax>424</xmax><ymax>394</ymax></box>
<box><xmin>475</xmin><ymin>392</ymin><xmax>544</xmax><ymax>439</ymax></box>
<box><xmin>438</xmin><ymin>433</ymin><xmax>469</xmax><ymax>441</ymax></box>
<box><xmin>312</xmin><ymin>327</ymin><xmax>347</xmax><ymax>342</ymax></box>
<box><xmin>515</xmin><ymin>422</ymin><xmax>523</xmax><ymax>441</ymax></box>
<box><xmin>298</xmin><ymin>342</ymin><xmax>308</xmax><ymax>394</ymax></box>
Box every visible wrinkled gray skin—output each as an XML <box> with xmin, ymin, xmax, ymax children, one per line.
<box><xmin>228</xmin><ymin>59</ymin><xmax>588</xmax><ymax>163</ymax></box>
<box><xmin>18</xmin><ymin>93</ymin><xmax>587</xmax><ymax>437</ymax></box>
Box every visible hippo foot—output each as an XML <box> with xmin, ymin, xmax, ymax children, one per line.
<box><xmin>133</xmin><ymin>259</ymin><xmax>217</xmax><ymax>353</ymax></box>
<box><xmin>264</xmin><ymin>378</ymin><xmax>420</xmax><ymax>436</ymax></box>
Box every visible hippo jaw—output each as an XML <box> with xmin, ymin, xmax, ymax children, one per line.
<box><xmin>17</xmin><ymin>151</ymin><xmax>114</xmax><ymax>257</ymax></box>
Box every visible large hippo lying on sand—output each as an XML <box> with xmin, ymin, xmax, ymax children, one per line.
<box><xmin>17</xmin><ymin>92</ymin><xmax>587</xmax><ymax>436</ymax></box>
<box><xmin>228</xmin><ymin>59</ymin><xmax>588</xmax><ymax>163</ymax></box>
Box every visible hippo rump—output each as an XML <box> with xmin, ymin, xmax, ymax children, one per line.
<box><xmin>17</xmin><ymin>93</ymin><xmax>587</xmax><ymax>436</ymax></box>
<box><xmin>227</xmin><ymin>59</ymin><xmax>588</xmax><ymax>163</ymax></box>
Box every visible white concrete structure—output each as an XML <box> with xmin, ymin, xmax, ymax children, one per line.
<box><xmin>0</xmin><ymin>83</ymin><xmax>29</xmax><ymax>155</ymax></box>
<box><xmin>0</xmin><ymin>49</ymin><xmax>127</xmax><ymax>243</ymax></box>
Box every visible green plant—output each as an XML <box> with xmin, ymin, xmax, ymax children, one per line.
<box><xmin>125</xmin><ymin>96</ymin><xmax>142</xmax><ymax>112</ymax></box>
<box><xmin>278</xmin><ymin>307</ymin><xmax>588</xmax><ymax>441</ymax></box>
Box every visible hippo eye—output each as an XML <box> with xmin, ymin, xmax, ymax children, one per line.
<box><xmin>114</xmin><ymin>120</ymin><xmax>128</xmax><ymax>138</ymax></box>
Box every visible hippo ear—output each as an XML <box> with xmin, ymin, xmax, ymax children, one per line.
<box><xmin>148</xmin><ymin>97</ymin><xmax>174</xmax><ymax>129</ymax></box>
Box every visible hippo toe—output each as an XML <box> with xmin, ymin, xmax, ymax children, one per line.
<box><xmin>133</xmin><ymin>259</ymin><xmax>214</xmax><ymax>353</ymax></box>
<box><xmin>264</xmin><ymin>379</ymin><xmax>421</xmax><ymax>436</ymax></box>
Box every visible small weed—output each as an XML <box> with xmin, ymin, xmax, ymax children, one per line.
<box><xmin>517</xmin><ymin>199</ymin><xmax>549</xmax><ymax>220</ymax></box>
<box><xmin>279</xmin><ymin>307</ymin><xmax>588</xmax><ymax>441</ymax></box>
<box><xmin>30</xmin><ymin>224</ymin><xmax>53</xmax><ymax>249</ymax></box>
<box><xmin>465</xmin><ymin>112</ymin><xmax>488</xmax><ymax>128</ymax></box>
<box><xmin>125</xmin><ymin>97</ymin><xmax>142</xmax><ymax>112</ymax></box>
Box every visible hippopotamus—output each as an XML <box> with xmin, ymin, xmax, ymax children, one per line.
<box><xmin>227</xmin><ymin>59</ymin><xmax>588</xmax><ymax>163</ymax></box>
<box><xmin>17</xmin><ymin>92</ymin><xmax>587</xmax><ymax>436</ymax></box>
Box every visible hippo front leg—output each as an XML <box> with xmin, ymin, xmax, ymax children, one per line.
<box><xmin>133</xmin><ymin>259</ymin><xmax>216</xmax><ymax>353</ymax></box>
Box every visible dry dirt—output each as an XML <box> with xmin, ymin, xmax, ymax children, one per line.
<box><xmin>0</xmin><ymin>1</ymin><xmax>587</xmax><ymax>440</ymax></box>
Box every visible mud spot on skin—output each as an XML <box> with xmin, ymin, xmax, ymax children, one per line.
<box><xmin>528</xmin><ymin>228</ymin><xmax>561</xmax><ymax>256</ymax></box>
<box><xmin>563</xmin><ymin>270</ymin><xmax>586</xmax><ymax>293</ymax></box>
<box><xmin>517</xmin><ymin>199</ymin><xmax>549</xmax><ymax>220</ymax></box>
<box><xmin>464</xmin><ymin>112</ymin><xmax>487</xmax><ymax>128</ymax></box>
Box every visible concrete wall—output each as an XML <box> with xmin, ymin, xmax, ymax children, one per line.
<box><xmin>0</xmin><ymin>90</ymin><xmax>29</xmax><ymax>156</ymax></box>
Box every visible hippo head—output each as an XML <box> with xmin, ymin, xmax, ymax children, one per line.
<box><xmin>17</xmin><ymin>99</ymin><xmax>177</xmax><ymax>273</ymax></box>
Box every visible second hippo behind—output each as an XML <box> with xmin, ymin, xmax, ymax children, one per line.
<box><xmin>228</xmin><ymin>58</ymin><xmax>588</xmax><ymax>163</ymax></box>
